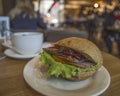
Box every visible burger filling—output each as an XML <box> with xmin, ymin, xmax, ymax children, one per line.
<box><xmin>40</xmin><ymin>45</ymin><xmax>100</xmax><ymax>79</ymax></box>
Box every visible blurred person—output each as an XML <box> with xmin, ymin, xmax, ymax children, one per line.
<box><xmin>9</xmin><ymin>0</ymin><xmax>47</xmax><ymax>30</ymax></box>
<box><xmin>113</xmin><ymin>7</ymin><xmax>120</xmax><ymax>56</ymax></box>
<box><xmin>59</xmin><ymin>14</ymin><xmax>73</xmax><ymax>28</ymax></box>
<box><xmin>86</xmin><ymin>10</ymin><xmax>95</xmax><ymax>40</ymax></box>
<box><xmin>64</xmin><ymin>14</ymin><xmax>73</xmax><ymax>26</ymax></box>
<box><xmin>103</xmin><ymin>11</ymin><xmax>115</xmax><ymax>53</ymax></box>
<box><xmin>113</xmin><ymin>7</ymin><xmax>120</xmax><ymax>29</ymax></box>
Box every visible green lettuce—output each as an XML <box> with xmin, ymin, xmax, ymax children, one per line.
<box><xmin>40</xmin><ymin>51</ymin><xmax>100</xmax><ymax>79</ymax></box>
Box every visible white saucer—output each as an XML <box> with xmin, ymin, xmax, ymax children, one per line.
<box><xmin>2</xmin><ymin>41</ymin><xmax>52</xmax><ymax>48</ymax></box>
<box><xmin>4</xmin><ymin>49</ymin><xmax>39</xmax><ymax>59</ymax></box>
<box><xmin>42</xmin><ymin>42</ymin><xmax>52</xmax><ymax>48</ymax></box>
<box><xmin>4</xmin><ymin>42</ymin><xmax>52</xmax><ymax>59</ymax></box>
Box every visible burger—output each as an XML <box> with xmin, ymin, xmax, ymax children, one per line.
<box><xmin>40</xmin><ymin>37</ymin><xmax>103</xmax><ymax>81</ymax></box>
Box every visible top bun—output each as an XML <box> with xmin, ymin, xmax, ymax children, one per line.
<box><xmin>56</xmin><ymin>37</ymin><xmax>103</xmax><ymax>66</ymax></box>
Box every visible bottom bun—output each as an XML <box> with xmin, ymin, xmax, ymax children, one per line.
<box><xmin>66</xmin><ymin>70</ymin><xmax>96</xmax><ymax>81</ymax></box>
<box><xmin>40</xmin><ymin>63</ymin><xmax>99</xmax><ymax>81</ymax></box>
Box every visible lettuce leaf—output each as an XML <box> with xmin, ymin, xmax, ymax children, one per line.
<box><xmin>40</xmin><ymin>51</ymin><xmax>100</xmax><ymax>79</ymax></box>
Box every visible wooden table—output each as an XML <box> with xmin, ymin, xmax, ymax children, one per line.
<box><xmin>0</xmin><ymin>41</ymin><xmax>120</xmax><ymax>96</ymax></box>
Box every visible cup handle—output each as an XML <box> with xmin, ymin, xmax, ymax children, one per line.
<box><xmin>4</xmin><ymin>41</ymin><xmax>12</xmax><ymax>49</ymax></box>
<box><xmin>4</xmin><ymin>43</ymin><xmax>23</xmax><ymax>55</ymax></box>
<box><xmin>3</xmin><ymin>31</ymin><xmax>23</xmax><ymax>54</ymax></box>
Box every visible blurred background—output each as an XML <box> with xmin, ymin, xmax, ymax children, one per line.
<box><xmin>0</xmin><ymin>0</ymin><xmax>120</xmax><ymax>58</ymax></box>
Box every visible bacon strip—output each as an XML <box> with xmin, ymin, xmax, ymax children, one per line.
<box><xmin>44</xmin><ymin>45</ymin><xmax>95</xmax><ymax>68</ymax></box>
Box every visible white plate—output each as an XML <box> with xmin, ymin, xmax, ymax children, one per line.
<box><xmin>23</xmin><ymin>56</ymin><xmax>111</xmax><ymax>96</ymax></box>
<box><xmin>4</xmin><ymin>49</ymin><xmax>39</xmax><ymax>59</ymax></box>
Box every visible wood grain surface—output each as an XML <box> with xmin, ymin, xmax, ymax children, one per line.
<box><xmin>0</xmin><ymin>41</ymin><xmax>120</xmax><ymax>96</ymax></box>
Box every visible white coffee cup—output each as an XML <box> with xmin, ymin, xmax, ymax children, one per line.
<box><xmin>7</xmin><ymin>32</ymin><xmax>43</xmax><ymax>55</ymax></box>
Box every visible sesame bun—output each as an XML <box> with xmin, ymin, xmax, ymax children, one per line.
<box><xmin>55</xmin><ymin>37</ymin><xmax>103</xmax><ymax>80</ymax></box>
<box><xmin>56</xmin><ymin>37</ymin><xmax>103</xmax><ymax>66</ymax></box>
